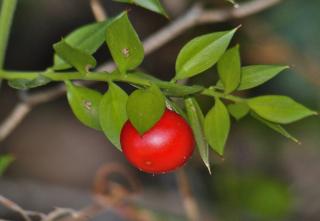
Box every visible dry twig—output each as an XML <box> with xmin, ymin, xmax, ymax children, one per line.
<box><xmin>0</xmin><ymin>195</ymin><xmax>33</xmax><ymax>221</ymax></box>
<box><xmin>90</xmin><ymin>0</ymin><xmax>108</xmax><ymax>22</ymax></box>
<box><xmin>176</xmin><ymin>169</ymin><xmax>201</xmax><ymax>221</ymax></box>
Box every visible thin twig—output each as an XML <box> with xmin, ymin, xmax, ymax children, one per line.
<box><xmin>0</xmin><ymin>195</ymin><xmax>32</xmax><ymax>221</ymax></box>
<box><xmin>0</xmin><ymin>0</ymin><xmax>281</xmax><ymax>142</ymax></box>
<box><xmin>0</xmin><ymin>103</ymin><xmax>31</xmax><ymax>140</ymax></box>
<box><xmin>199</xmin><ymin>0</ymin><xmax>281</xmax><ymax>23</ymax></box>
<box><xmin>176</xmin><ymin>170</ymin><xmax>201</xmax><ymax>221</ymax></box>
<box><xmin>90</xmin><ymin>0</ymin><xmax>108</xmax><ymax>22</ymax></box>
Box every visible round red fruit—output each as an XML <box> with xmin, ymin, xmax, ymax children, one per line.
<box><xmin>120</xmin><ymin>108</ymin><xmax>195</xmax><ymax>174</ymax></box>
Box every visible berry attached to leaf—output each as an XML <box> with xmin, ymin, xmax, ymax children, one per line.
<box><xmin>120</xmin><ymin>109</ymin><xmax>195</xmax><ymax>174</ymax></box>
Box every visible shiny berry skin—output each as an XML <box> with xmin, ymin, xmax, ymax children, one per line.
<box><xmin>120</xmin><ymin>109</ymin><xmax>195</xmax><ymax>174</ymax></box>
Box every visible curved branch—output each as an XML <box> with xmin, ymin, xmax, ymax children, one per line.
<box><xmin>0</xmin><ymin>0</ymin><xmax>282</xmax><ymax>142</ymax></box>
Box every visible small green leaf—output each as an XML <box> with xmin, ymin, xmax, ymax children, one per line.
<box><xmin>0</xmin><ymin>154</ymin><xmax>14</xmax><ymax>176</ymax></box>
<box><xmin>238</xmin><ymin>65</ymin><xmax>288</xmax><ymax>90</ymax></box>
<box><xmin>106</xmin><ymin>12</ymin><xmax>144</xmax><ymax>74</ymax></box>
<box><xmin>216</xmin><ymin>65</ymin><xmax>288</xmax><ymax>90</ymax></box>
<box><xmin>114</xmin><ymin>0</ymin><xmax>168</xmax><ymax>17</ymax></box>
<box><xmin>99</xmin><ymin>82</ymin><xmax>128</xmax><ymax>150</ymax></box>
<box><xmin>127</xmin><ymin>84</ymin><xmax>165</xmax><ymax>134</ymax></box>
<box><xmin>53</xmin><ymin>40</ymin><xmax>96</xmax><ymax>74</ymax></box>
<box><xmin>53</xmin><ymin>20</ymin><xmax>112</xmax><ymax>70</ymax></box>
<box><xmin>175</xmin><ymin>28</ymin><xmax>237</xmax><ymax>80</ymax></box>
<box><xmin>251</xmin><ymin>112</ymin><xmax>299</xmax><ymax>144</ymax></box>
<box><xmin>131</xmin><ymin>72</ymin><xmax>204</xmax><ymax>96</ymax></box>
<box><xmin>66</xmin><ymin>81</ymin><xmax>102</xmax><ymax>130</ymax></box>
<box><xmin>217</xmin><ymin>44</ymin><xmax>241</xmax><ymax>94</ymax></box>
<box><xmin>185</xmin><ymin>97</ymin><xmax>211</xmax><ymax>173</ymax></box>
<box><xmin>228</xmin><ymin>102</ymin><xmax>250</xmax><ymax>120</ymax></box>
<box><xmin>8</xmin><ymin>75</ymin><xmax>51</xmax><ymax>90</ymax></box>
<box><xmin>248</xmin><ymin>95</ymin><xmax>317</xmax><ymax>124</ymax></box>
<box><xmin>204</xmin><ymin>98</ymin><xmax>230</xmax><ymax>156</ymax></box>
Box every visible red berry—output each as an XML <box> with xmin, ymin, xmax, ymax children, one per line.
<box><xmin>120</xmin><ymin>108</ymin><xmax>195</xmax><ymax>174</ymax></box>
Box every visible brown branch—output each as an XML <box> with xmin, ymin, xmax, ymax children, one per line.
<box><xmin>0</xmin><ymin>103</ymin><xmax>31</xmax><ymax>141</ymax></box>
<box><xmin>176</xmin><ymin>169</ymin><xmax>201</xmax><ymax>221</ymax></box>
<box><xmin>199</xmin><ymin>0</ymin><xmax>281</xmax><ymax>24</ymax></box>
<box><xmin>0</xmin><ymin>195</ymin><xmax>33</xmax><ymax>221</ymax></box>
<box><xmin>90</xmin><ymin>0</ymin><xmax>108</xmax><ymax>22</ymax></box>
<box><xmin>0</xmin><ymin>0</ymin><xmax>281</xmax><ymax>142</ymax></box>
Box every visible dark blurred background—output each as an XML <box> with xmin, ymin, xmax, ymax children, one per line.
<box><xmin>0</xmin><ymin>0</ymin><xmax>320</xmax><ymax>220</ymax></box>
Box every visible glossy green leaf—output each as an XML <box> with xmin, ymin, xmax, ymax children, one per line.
<box><xmin>248</xmin><ymin>95</ymin><xmax>317</xmax><ymax>124</ymax></box>
<box><xmin>216</xmin><ymin>65</ymin><xmax>288</xmax><ymax>90</ymax></box>
<box><xmin>228</xmin><ymin>102</ymin><xmax>250</xmax><ymax>120</ymax></box>
<box><xmin>99</xmin><ymin>82</ymin><xmax>128</xmax><ymax>150</ymax></box>
<box><xmin>238</xmin><ymin>65</ymin><xmax>288</xmax><ymax>90</ymax></box>
<box><xmin>8</xmin><ymin>75</ymin><xmax>51</xmax><ymax>90</ymax></box>
<box><xmin>185</xmin><ymin>97</ymin><xmax>211</xmax><ymax>173</ymax></box>
<box><xmin>53</xmin><ymin>40</ymin><xmax>96</xmax><ymax>74</ymax></box>
<box><xmin>53</xmin><ymin>20</ymin><xmax>111</xmax><ymax>70</ymax></box>
<box><xmin>175</xmin><ymin>28</ymin><xmax>237</xmax><ymax>80</ymax></box>
<box><xmin>251</xmin><ymin>112</ymin><xmax>299</xmax><ymax>144</ymax></box>
<box><xmin>0</xmin><ymin>154</ymin><xmax>14</xmax><ymax>176</ymax></box>
<box><xmin>217</xmin><ymin>44</ymin><xmax>241</xmax><ymax>94</ymax></box>
<box><xmin>131</xmin><ymin>72</ymin><xmax>204</xmax><ymax>96</ymax></box>
<box><xmin>114</xmin><ymin>0</ymin><xmax>168</xmax><ymax>17</ymax></box>
<box><xmin>106</xmin><ymin>12</ymin><xmax>144</xmax><ymax>74</ymax></box>
<box><xmin>66</xmin><ymin>81</ymin><xmax>102</xmax><ymax>130</ymax></box>
<box><xmin>204</xmin><ymin>98</ymin><xmax>230</xmax><ymax>156</ymax></box>
<box><xmin>127</xmin><ymin>84</ymin><xmax>165</xmax><ymax>134</ymax></box>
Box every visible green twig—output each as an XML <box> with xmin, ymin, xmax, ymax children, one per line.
<box><xmin>0</xmin><ymin>69</ymin><xmax>246</xmax><ymax>103</ymax></box>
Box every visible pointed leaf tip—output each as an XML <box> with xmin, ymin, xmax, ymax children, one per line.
<box><xmin>175</xmin><ymin>28</ymin><xmax>238</xmax><ymax>80</ymax></box>
<box><xmin>204</xmin><ymin>99</ymin><xmax>230</xmax><ymax>156</ymax></box>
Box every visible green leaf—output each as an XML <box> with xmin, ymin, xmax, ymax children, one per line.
<box><xmin>106</xmin><ymin>12</ymin><xmax>144</xmax><ymax>74</ymax></box>
<box><xmin>217</xmin><ymin>44</ymin><xmax>241</xmax><ymax>94</ymax></box>
<box><xmin>66</xmin><ymin>81</ymin><xmax>102</xmax><ymax>130</ymax></box>
<box><xmin>204</xmin><ymin>98</ymin><xmax>230</xmax><ymax>156</ymax></box>
<box><xmin>53</xmin><ymin>40</ymin><xmax>96</xmax><ymax>74</ymax></box>
<box><xmin>216</xmin><ymin>65</ymin><xmax>288</xmax><ymax>90</ymax></box>
<box><xmin>238</xmin><ymin>65</ymin><xmax>288</xmax><ymax>90</ymax></box>
<box><xmin>251</xmin><ymin>112</ymin><xmax>299</xmax><ymax>144</ymax></box>
<box><xmin>248</xmin><ymin>95</ymin><xmax>317</xmax><ymax>124</ymax></box>
<box><xmin>99</xmin><ymin>82</ymin><xmax>128</xmax><ymax>150</ymax></box>
<box><xmin>228</xmin><ymin>102</ymin><xmax>250</xmax><ymax>120</ymax></box>
<box><xmin>185</xmin><ymin>97</ymin><xmax>211</xmax><ymax>173</ymax></box>
<box><xmin>165</xmin><ymin>99</ymin><xmax>188</xmax><ymax>120</ymax></box>
<box><xmin>175</xmin><ymin>28</ymin><xmax>237</xmax><ymax>80</ymax></box>
<box><xmin>0</xmin><ymin>154</ymin><xmax>14</xmax><ymax>176</ymax></box>
<box><xmin>114</xmin><ymin>0</ymin><xmax>168</xmax><ymax>17</ymax></box>
<box><xmin>131</xmin><ymin>72</ymin><xmax>204</xmax><ymax>96</ymax></box>
<box><xmin>53</xmin><ymin>20</ymin><xmax>111</xmax><ymax>70</ymax></box>
<box><xmin>127</xmin><ymin>84</ymin><xmax>165</xmax><ymax>134</ymax></box>
<box><xmin>8</xmin><ymin>75</ymin><xmax>51</xmax><ymax>90</ymax></box>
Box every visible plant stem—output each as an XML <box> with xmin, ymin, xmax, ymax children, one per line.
<box><xmin>201</xmin><ymin>88</ymin><xmax>245</xmax><ymax>103</ymax></box>
<box><xmin>0</xmin><ymin>69</ymin><xmax>245</xmax><ymax>103</ymax></box>
<box><xmin>0</xmin><ymin>0</ymin><xmax>17</xmax><ymax>69</ymax></box>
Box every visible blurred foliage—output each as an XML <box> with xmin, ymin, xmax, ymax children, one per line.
<box><xmin>213</xmin><ymin>171</ymin><xmax>292</xmax><ymax>221</ymax></box>
<box><xmin>0</xmin><ymin>154</ymin><xmax>14</xmax><ymax>176</ymax></box>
